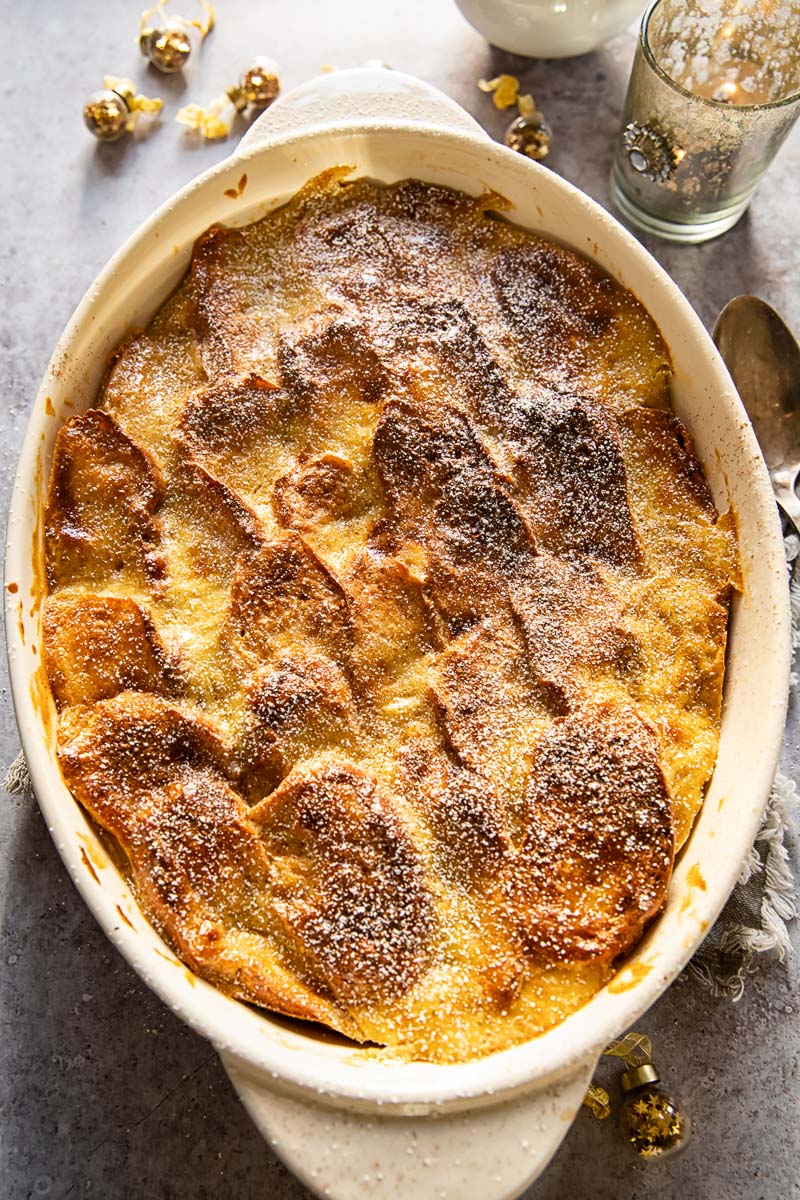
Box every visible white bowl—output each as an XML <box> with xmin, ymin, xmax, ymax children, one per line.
<box><xmin>455</xmin><ymin>0</ymin><xmax>646</xmax><ymax>57</ymax></box>
<box><xmin>4</xmin><ymin>69</ymin><xmax>791</xmax><ymax>1200</ymax></box>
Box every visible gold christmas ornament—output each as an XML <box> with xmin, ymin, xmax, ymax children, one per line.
<box><xmin>583</xmin><ymin>1031</ymin><xmax>690</xmax><ymax>1161</ymax></box>
<box><xmin>178</xmin><ymin>57</ymin><xmax>282</xmax><ymax>140</ymax></box>
<box><xmin>227</xmin><ymin>57</ymin><xmax>281</xmax><ymax>113</ymax></box>
<box><xmin>504</xmin><ymin>92</ymin><xmax>551</xmax><ymax>160</ymax></box>
<box><xmin>619</xmin><ymin>1064</ymin><xmax>690</xmax><ymax>1160</ymax></box>
<box><xmin>139</xmin><ymin>0</ymin><xmax>215</xmax><ymax>72</ymax></box>
<box><xmin>83</xmin><ymin>91</ymin><xmax>128</xmax><ymax>142</ymax></box>
<box><xmin>504</xmin><ymin>112</ymin><xmax>551</xmax><ymax>160</ymax></box>
<box><xmin>83</xmin><ymin>77</ymin><xmax>163</xmax><ymax>141</ymax></box>
<box><xmin>141</xmin><ymin>20</ymin><xmax>192</xmax><ymax>72</ymax></box>
<box><xmin>479</xmin><ymin>76</ymin><xmax>552</xmax><ymax>160</ymax></box>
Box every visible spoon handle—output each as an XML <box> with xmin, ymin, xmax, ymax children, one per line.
<box><xmin>773</xmin><ymin>479</ymin><xmax>800</xmax><ymax>539</ymax></box>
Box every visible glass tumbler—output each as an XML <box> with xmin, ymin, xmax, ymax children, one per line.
<box><xmin>611</xmin><ymin>0</ymin><xmax>800</xmax><ymax>243</ymax></box>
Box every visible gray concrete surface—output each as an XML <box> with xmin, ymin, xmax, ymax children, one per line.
<box><xmin>1</xmin><ymin>2</ymin><xmax>798</xmax><ymax>1198</ymax></box>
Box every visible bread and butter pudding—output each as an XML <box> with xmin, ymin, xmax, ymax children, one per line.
<box><xmin>43</xmin><ymin>169</ymin><xmax>737</xmax><ymax>1062</ymax></box>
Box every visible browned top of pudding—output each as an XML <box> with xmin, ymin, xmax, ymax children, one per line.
<box><xmin>43</xmin><ymin>169</ymin><xmax>737</xmax><ymax>1062</ymax></box>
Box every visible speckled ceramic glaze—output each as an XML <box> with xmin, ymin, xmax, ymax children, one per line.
<box><xmin>4</xmin><ymin>70</ymin><xmax>791</xmax><ymax>1200</ymax></box>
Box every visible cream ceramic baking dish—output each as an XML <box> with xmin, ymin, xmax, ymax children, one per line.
<box><xmin>5</xmin><ymin>69</ymin><xmax>791</xmax><ymax>1200</ymax></box>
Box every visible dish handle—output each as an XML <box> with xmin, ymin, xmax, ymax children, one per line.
<box><xmin>219</xmin><ymin>1049</ymin><xmax>597</xmax><ymax>1200</ymax></box>
<box><xmin>235</xmin><ymin>66</ymin><xmax>487</xmax><ymax>157</ymax></box>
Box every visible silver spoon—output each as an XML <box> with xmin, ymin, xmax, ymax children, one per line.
<box><xmin>713</xmin><ymin>295</ymin><xmax>800</xmax><ymax>537</ymax></box>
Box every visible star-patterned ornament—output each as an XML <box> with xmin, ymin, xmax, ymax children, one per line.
<box><xmin>619</xmin><ymin>1063</ymin><xmax>689</xmax><ymax>1160</ymax></box>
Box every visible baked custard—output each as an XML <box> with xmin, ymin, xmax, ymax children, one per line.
<box><xmin>43</xmin><ymin>170</ymin><xmax>737</xmax><ymax>1062</ymax></box>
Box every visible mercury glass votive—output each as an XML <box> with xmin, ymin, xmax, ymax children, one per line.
<box><xmin>611</xmin><ymin>0</ymin><xmax>800</xmax><ymax>243</ymax></box>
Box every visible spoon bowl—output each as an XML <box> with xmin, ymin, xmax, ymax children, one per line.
<box><xmin>714</xmin><ymin>295</ymin><xmax>800</xmax><ymax>533</ymax></box>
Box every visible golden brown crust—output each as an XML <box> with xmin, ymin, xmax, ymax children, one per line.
<box><xmin>430</xmin><ymin>619</ymin><xmax>551</xmax><ymax>805</ymax></box>
<box><xmin>376</xmin><ymin>297</ymin><xmax>514</xmax><ymax>424</ymax></box>
<box><xmin>240</xmin><ymin>654</ymin><xmax>358</xmax><ymax>800</ymax></box>
<box><xmin>509</xmin><ymin>554</ymin><xmax>640</xmax><ymax>707</ymax></box>
<box><xmin>58</xmin><ymin>692</ymin><xmax>357</xmax><ymax>1034</ymax></box>
<box><xmin>250</xmin><ymin>759</ymin><xmax>436</xmax><ymax>1006</ymax></box>
<box><xmin>344</xmin><ymin>548</ymin><xmax>442</xmax><ymax>701</ymax></box>
<box><xmin>278</xmin><ymin>309</ymin><xmax>388</xmax><ymax>405</ymax></box>
<box><xmin>189</xmin><ymin>224</ymin><xmax>243</xmax><ymax>374</ymax></box>
<box><xmin>491</xmin><ymin>240</ymin><xmax>617</xmax><ymax>347</ymax></box>
<box><xmin>58</xmin><ymin>692</ymin><xmax>232</xmax><ymax>837</ymax></box>
<box><xmin>44</xmin><ymin>593</ymin><xmax>178</xmax><ymax>708</ymax></box>
<box><xmin>45</xmin><ymin>409</ymin><xmax>164</xmax><ymax>591</ymax></box>
<box><xmin>273</xmin><ymin>453</ymin><xmax>359</xmax><ymax>532</ymax></box>
<box><xmin>372</xmin><ymin>399</ymin><xmax>537</xmax><ymax>629</ymax></box>
<box><xmin>44</xmin><ymin>173</ymin><xmax>737</xmax><ymax>1062</ymax></box>
<box><xmin>503</xmin><ymin>700</ymin><xmax>673</xmax><ymax>963</ymax></box>
<box><xmin>226</xmin><ymin>533</ymin><xmax>352</xmax><ymax>664</ymax></box>
<box><xmin>396</xmin><ymin>737</ymin><xmax>511</xmax><ymax>883</ymax></box>
<box><xmin>616</xmin><ymin>406</ymin><xmax>736</xmax><ymax>594</ymax></box>
<box><xmin>180</xmin><ymin>373</ymin><xmax>292</xmax><ymax>536</ymax></box>
<box><xmin>506</xmin><ymin>388</ymin><xmax>642</xmax><ymax>568</ymax></box>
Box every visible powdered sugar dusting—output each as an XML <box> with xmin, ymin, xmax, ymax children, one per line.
<box><xmin>43</xmin><ymin>172</ymin><xmax>736</xmax><ymax>1062</ymax></box>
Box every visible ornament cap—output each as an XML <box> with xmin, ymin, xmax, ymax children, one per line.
<box><xmin>620</xmin><ymin>1062</ymin><xmax>660</xmax><ymax>1092</ymax></box>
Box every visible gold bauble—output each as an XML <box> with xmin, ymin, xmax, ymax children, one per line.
<box><xmin>244</xmin><ymin>58</ymin><xmax>280</xmax><ymax>106</ymax></box>
<box><xmin>504</xmin><ymin>113</ymin><xmax>551</xmax><ymax>161</ymax></box>
<box><xmin>619</xmin><ymin>1085</ymin><xmax>689</xmax><ymax>1160</ymax></box>
<box><xmin>83</xmin><ymin>90</ymin><xmax>129</xmax><ymax>141</ymax></box>
<box><xmin>141</xmin><ymin>20</ymin><xmax>192</xmax><ymax>72</ymax></box>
